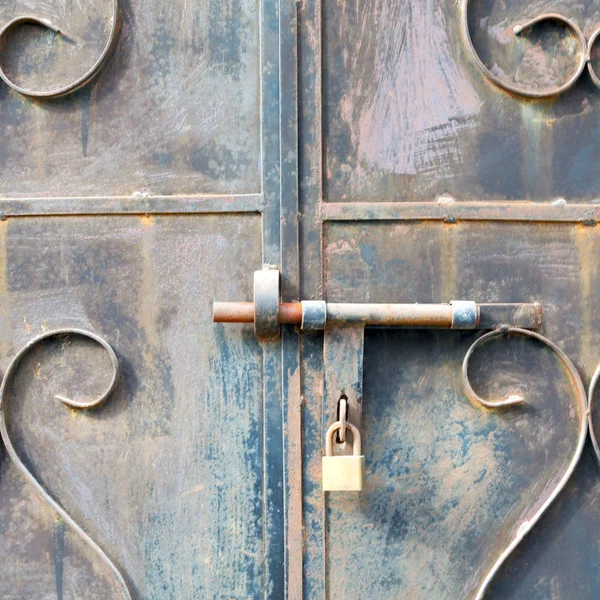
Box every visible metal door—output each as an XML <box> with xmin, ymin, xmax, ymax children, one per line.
<box><xmin>1</xmin><ymin>0</ymin><xmax>600</xmax><ymax>599</ymax></box>
<box><xmin>294</xmin><ymin>0</ymin><xmax>600</xmax><ymax>598</ymax></box>
<box><xmin>0</xmin><ymin>0</ymin><xmax>300</xmax><ymax>598</ymax></box>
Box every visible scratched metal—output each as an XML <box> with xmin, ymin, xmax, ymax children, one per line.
<box><xmin>322</xmin><ymin>326</ymin><xmax>364</xmax><ymax>434</ymax></box>
<box><xmin>462</xmin><ymin>6</ymin><xmax>600</xmax><ymax>99</ymax></box>
<box><xmin>464</xmin><ymin>1</ymin><xmax>600</xmax><ymax>99</ymax></box>
<box><xmin>0</xmin><ymin>0</ymin><xmax>300</xmax><ymax>595</ymax></box>
<box><xmin>485</xmin><ymin>441</ymin><xmax>600</xmax><ymax>599</ymax></box>
<box><xmin>309</xmin><ymin>221</ymin><xmax>599</xmax><ymax>598</ymax></box>
<box><xmin>321</xmin><ymin>0</ymin><xmax>600</xmax><ymax>202</ymax></box>
<box><xmin>0</xmin><ymin>216</ymin><xmax>266</xmax><ymax>598</ymax></box>
<box><xmin>0</xmin><ymin>0</ymin><xmax>261</xmax><ymax>197</ymax></box>
<box><xmin>298</xmin><ymin>0</ymin><xmax>600</xmax><ymax>593</ymax></box>
<box><xmin>0</xmin><ymin>0</ymin><xmax>119</xmax><ymax>98</ymax></box>
<box><xmin>2</xmin><ymin>0</ymin><xmax>600</xmax><ymax>597</ymax></box>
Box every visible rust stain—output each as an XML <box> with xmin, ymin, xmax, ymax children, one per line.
<box><xmin>0</xmin><ymin>221</ymin><xmax>8</xmax><ymax>356</ymax></box>
<box><xmin>180</xmin><ymin>484</ymin><xmax>205</xmax><ymax>498</ymax></box>
<box><xmin>140</xmin><ymin>214</ymin><xmax>154</xmax><ymax>229</ymax></box>
<box><xmin>439</xmin><ymin>222</ymin><xmax>457</xmax><ymax>301</ymax></box>
<box><xmin>520</xmin><ymin>102</ymin><xmax>554</xmax><ymax>200</ymax></box>
<box><xmin>574</xmin><ymin>225</ymin><xmax>596</xmax><ymax>378</ymax></box>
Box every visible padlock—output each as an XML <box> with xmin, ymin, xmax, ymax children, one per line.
<box><xmin>322</xmin><ymin>420</ymin><xmax>365</xmax><ymax>492</ymax></box>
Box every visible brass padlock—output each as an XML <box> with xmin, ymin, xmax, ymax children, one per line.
<box><xmin>322</xmin><ymin>420</ymin><xmax>365</xmax><ymax>492</ymax></box>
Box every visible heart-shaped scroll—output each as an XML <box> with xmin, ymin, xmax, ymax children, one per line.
<box><xmin>587</xmin><ymin>363</ymin><xmax>600</xmax><ymax>463</ymax></box>
<box><xmin>325</xmin><ymin>327</ymin><xmax>586</xmax><ymax>598</ymax></box>
<box><xmin>0</xmin><ymin>328</ymin><xmax>131</xmax><ymax>599</ymax></box>
<box><xmin>462</xmin><ymin>327</ymin><xmax>587</xmax><ymax>598</ymax></box>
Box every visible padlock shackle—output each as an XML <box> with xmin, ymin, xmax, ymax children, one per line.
<box><xmin>326</xmin><ymin>421</ymin><xmax>361</xmax><ymax>456</ymax></box>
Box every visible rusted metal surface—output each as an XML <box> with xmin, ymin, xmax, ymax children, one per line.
<box><xmin>253</xmin><ymin>267</ymin><xmax>281</xmax><ymax>340</ymax></box>
<box><xmin>0</xmin><ymin>0</ymin><xmax>262</xmax><ymax>198</ymax></box>
<box><xmin>0</xmin><ymin>195</ymin><xmax>264</xmax><ymax>216</ymax></box>
<box><xmin>322</xmin><ymin>201</ymin><xmax>600</xmax><ymax>224</ymax></box>
<box><xmin>462</xmin><ymin>6</ymin><xmax>592</xmax><ymax>99</ymax></box>
<box><xmin>310</xmin><ymin>220</ymin><xmax>600</xmax><ymax>598</ymax></box>
<box><xmin>323</xmin><ymin>326</ymin><xmax>364</xmax><ymax>435</ymax></box>
<box><xmin>214</xmin><ymin>301</ymin><xmax>303</xmax><ymax>324</ymax></box>
<box><xmin>462</xmin><ymin>326</ymin><xmax>588</xmax><ymax>599</ymax></box>
<box><xmin>300</xmin><ymin>300</ymin><xmax>327</xmax><ymax>331</ymax></box>
<box><xmin>588</xmin><ymin>364</ymin><xmax>600</xmax><ymax>462</ymax></box>
<box><xmin>318</xmin><ymin>315</ymin><xmax>586</xmax><ymax>597</ymax></box>
<box><xmin>478</xmin><ymin>303</ymin><xmax>543</xmax><ymax>331</ymax></box>
<box><xmin>0</xmin><ymin>216</ymin><xmax>270</xmax><ymax>598</ymax></box>
<box><xmin>326</xmin><ymin>303</ymin><xmax>455</xmax><ymax>328</ymax></box>
<box><xmin>297</xmin><ymin>0</ymin><xmax>600</xmax><ymax>595</ymax></box>
<box><xmin>3</xmin><ymin>0</ymin><xmax>600</xmax><ymax>597</ymax></box>
<box><xmin>318</xmin><ymin>1</ymin><xmax>600</xmax><ymax>203</ymax></box>
<box><xmin>0</xmin><ymin>0</ymin><xmax>299</xmax><ymax>596</ymax></box>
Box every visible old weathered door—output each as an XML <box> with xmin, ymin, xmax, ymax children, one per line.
<box><xmin>0</xmin><ymin>0</ymin><xmax>300</xmax><ymax>598</ymax></box>
<box><xmin>2</xmin><ymin>0</ymin><xmax>600</xmax><ymax>598</ymax></box>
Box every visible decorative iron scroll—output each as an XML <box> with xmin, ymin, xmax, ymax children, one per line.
<box><xmin>0</xmin><ymin>0</ymin><xmax>118</xmax><ymax>98</ymax></box>
<box><xmin>588</xmin><ymin>363</ymin><xmax>600</xmax><ymax>463</ymax></box>
<box><xmin>462</xmin><ymin>0</ymin><xmax>600</xmax><ymax>98</ymax></box>
<box><xmin>0</xmin><ymin>329</ymin><xmax>131</xmax><ymax>599</ymax></box>
<box><xmin>462</xmin><ymin>327</ymin><xmax>588</xmax><ymax>599</ymax></box>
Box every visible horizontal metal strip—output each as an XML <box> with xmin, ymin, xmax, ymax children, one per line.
<box><xmin>0</xmin><ymin>194</ymin><xmax>263</xmax><ymax>217</ymax></box>
<box><xmin>322</xmin><ymin>201</ymin><xmax>600</xmax><ymax>224</ymax></box>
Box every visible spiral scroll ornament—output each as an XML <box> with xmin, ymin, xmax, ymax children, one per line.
<box><xmin>462</xmin><ymin>2</ymin><xmax>600</xmax><ymax>98</ymax></box>
<box><xmin>0</xmin><ymin>328</ymin><xmax>131</xmax><ymax>599</ymax></box>
<box><xmin>0</xmin><ymin>0</ymin><xmax>118</xmax><ymax>98</ymax></box>
<box><xmin>462</xmin><ymin>327</ymin><xmax>588</xmax><ymax>599</ymax></box>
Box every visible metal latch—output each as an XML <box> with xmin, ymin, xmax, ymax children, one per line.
<box><xmin>213</xmin><ymin>267</ymin><xmax>543</xmax><ymax>494</ymax></box>
<box><xmin>213</xmin><ymin>267</ymin><xmax>543</xmax><ymax>338</ymax></box>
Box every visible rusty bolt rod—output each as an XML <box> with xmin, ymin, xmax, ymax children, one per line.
<box><xmin>213</xmin><ymin>301</ymin><xmax>542</xmax><ymax>330</ymax></box>
<box><xmin>214</xmin><ymin>301</ymin><xmax>458</xmax><ymax>327</ymax></box>
<box><xmin>327</xmin><ymin>303</ymin><xmax>455</xmax><ymax>327</ymax></box>
<box><xmin>213</xmin><ymin>302</ymin><xmax>302</xmax><ymax>324</ymax></box>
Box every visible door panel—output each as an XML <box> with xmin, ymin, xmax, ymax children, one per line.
<box><xmin>300</xmin><ymin>0</ymin><xmax>600</xmax><ymax>590</ymax></box>
<box><xmin>330</xmin><ymin>328</ymin><xmax>578</xmax><ymax>598</ymax></box>
<box><xmin>0</xmin><ymin>0</ymin><xmax>298</xmax><ymax>593</ymax></box>
<box><xmin>315</xmin><ymin>221</ymin><xmax>595</xmax><ymax>597</ymax></box>
<box><xmin>322</xmin><ymin>0</ymin><xmax>600</xmax><ymax>202</ymax></box>
<box><xmin>485</xmin><ymin>445</ymin><xmax>600</xmax><ymax>599</ymax></box>
<box><xmin>0</xmin><ymin>216</ymin><xmax>266</xmax><ymax>598</ymax></box>
<box><xmin>0</xmin><ymin>0</ymin><xmax>261</xmax><ymax>197</ymax></box>
<box><xmin>2</xmin><ymin>0</ymin><xmax>600</xmax><ymax>596</ymax></box>
<box><xmin>323</xmin><ymin>221</ymin><xmax>594</xmax><ymax>348</ymax></box>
